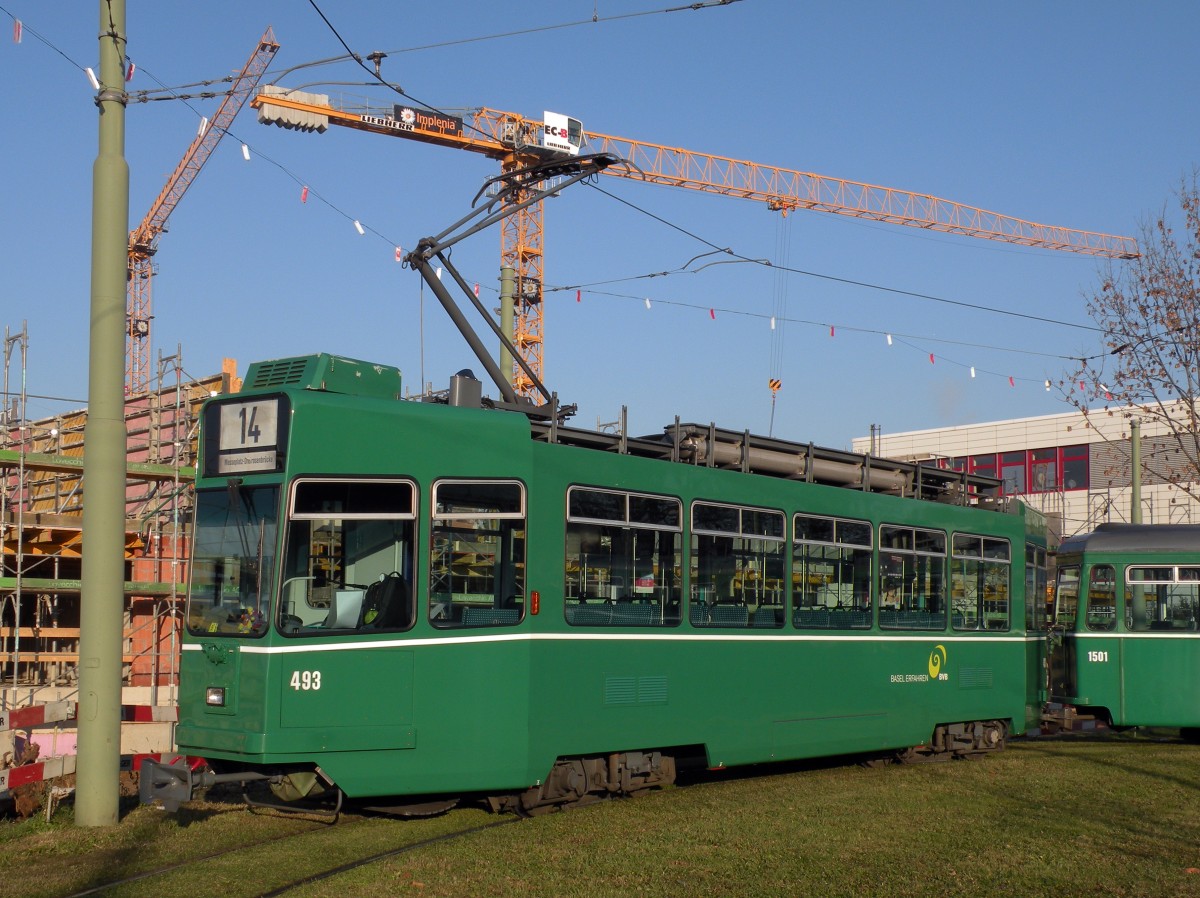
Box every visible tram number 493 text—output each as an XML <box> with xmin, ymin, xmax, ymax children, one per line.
<box><xmin>290</xmin><ymin>670</ymin><xmax>322</xmax><ymax>691</ymax></box>
<box><xmin>1086</xmin><ymin>651</ymin><xmax>1109</xmax><ymax>663</ymax></box>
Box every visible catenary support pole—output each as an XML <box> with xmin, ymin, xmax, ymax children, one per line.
<box><xmin>1130</xmin><ymin>419</ymin><xmax>1142</xmax><ymax>524</ymax></box>
<box><xmin>77</xmin><ymin>0</ymin><xmax>130</xmax><ymax>826</ymax></box>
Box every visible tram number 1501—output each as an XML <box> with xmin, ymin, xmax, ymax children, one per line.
<box><xmin>1086</xmin><ymin>651</ymin><xmax>1109</xmax><ymax>663</ymax></box>
<box><xmin>290</xmin><ymin>670</ymin><xmax>322</xmax><ymax>691</ymax></box>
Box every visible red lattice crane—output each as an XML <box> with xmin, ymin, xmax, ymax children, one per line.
<box><xmin>126</xmin><ymin>28</ymin><xmax>279</xmax><ymax>395</ymax></box>
<box><xmin>252</xmin><ymin>91</ymin><xmax>1139</xmax><ymax>400</ymax></box>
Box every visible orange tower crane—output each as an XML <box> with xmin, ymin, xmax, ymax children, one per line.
<box><xmin>126</xmin><ymin>28</ymin><xmax>279</xmax><ymax>395</ymax></box>
<box><xmin>252</xmin><ymin>92</ymin><xmax>1139</xmax><ymax>400</ymax></box>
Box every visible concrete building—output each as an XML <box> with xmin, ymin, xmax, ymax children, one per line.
<box><xmin>853</xmin><ymin>403</ymin><xmax>1200</xmax><ymax>540</ymax></box>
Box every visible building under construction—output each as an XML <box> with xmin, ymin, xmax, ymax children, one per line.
<box><xmin>1</xmin><ymin>323</ymin><xmax>239</xmax><ymax>749</ymax></box>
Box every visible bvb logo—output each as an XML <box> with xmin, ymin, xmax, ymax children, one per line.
<box><xmin>928</xmin><ymin>644</ymin><xmax>948</xmax><ymax>680</ymax></box>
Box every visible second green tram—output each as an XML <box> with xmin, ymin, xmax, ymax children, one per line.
<box><xmin>142</xmin><ymin>353</ymin><xmax>1052</xmax><ymax>814</ymax></box>
<box><xmin>1050</xmin><ymin>523</ymin><xmax>1200</xmax><ymax>735</ymax></box>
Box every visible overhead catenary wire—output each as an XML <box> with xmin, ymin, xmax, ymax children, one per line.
<box><xmin>2</xmin><ymin>3</ymin><xmax>1130</xmax><ymax>397</ymax></box>
<box><xmin>585</xmin><ymin>182</ymin><xmax>1110</xmax><ymax>335</ymax></box>
<box><xmin>767</xmin><ymin>212</ymin><xmax>791</xmax><ymax>435</ymax></box>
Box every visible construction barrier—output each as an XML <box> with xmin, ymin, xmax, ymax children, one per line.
<box><xmin>1</xmin><ymin>700</ymin><xmax>180</xmax><ymax>801</ymax></box>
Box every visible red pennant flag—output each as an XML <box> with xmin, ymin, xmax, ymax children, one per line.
<box><xmin>929</xmin><ymin>353</ymin><xmax>935</xmax><ymax>364</ymax></box>
<box><xmin>709</xmin><ymin>309</ymin><xmax>716</xmax><ymax>319</ymax></box>
<box><xmin>1008</xmin><ymin>376</ymin><xmax>1015</xmax><ymax>387</ymax></box>
<box><xmin>14</xmin><ymin>20</ymin><xmax>23</xmax><ymax>43</ymax></box>
<box><xmin>473</xmin><ymin>283</ymin><xmax>480</xmax><ymax>297</ymax></box>
<box><xmin>300</xmin><ymin>186</ymin><xmax>309</xmax><ymax>203</ymax></box>
<box><xmin>1079</xmin><ymin>381</ymin><xmax>1086</xmax><ymax>391</ymax></box>
<box><xmin>576</xmin><ymin>289</ymin><xmax>581</xmax><ymax>302</ymax></box>
<box><xmin>829</xmin><ymin>325</ymin><xmax>835</xmax><ymax>337</ymax></box>
<box><xmin>126</xmin><ymin>61</ymin><xmax>136</xmax><ymax>81</ymax></box>
<box><xmin>394</xmin><ymin>247</ymin><xmax>403</xmax><ymax>262</ymax></box>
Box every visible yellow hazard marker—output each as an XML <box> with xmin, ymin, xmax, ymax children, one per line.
<box><xmin>768</xmin><ymin>379</ymin><xmax>782</xmax><ymax>436</ymax></box>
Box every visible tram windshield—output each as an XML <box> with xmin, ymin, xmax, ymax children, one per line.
<box><xmin>186</xmin><ymin>484</ymin><xmax>279</xmax><ymax>637</ymax></box>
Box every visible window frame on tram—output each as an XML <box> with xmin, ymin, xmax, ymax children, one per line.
<box><xmin>563</xmin><ymin>486</ymin><xmax>683</xmax><ymax>627</ymax></box>
<box><xmin>792</xmin><ymin>513</ymin><xmax>873</xmax><ymax>630</ymax></box>
<box><xmin>950</xmin><ymin>533</ymin><xmax>1012</xmax><ymax>631</ymax></box>
<box><xmin>878</xmin><ymin>524</ymin><xmax>947</xmax><ymax>630</ymax></box>
<box><xmin>429</xmin><ymin>479</ymin><xmax>527</xmax><ymax>628</ymax></box>
<box><xmin>690</xmin><ymin>501</ymin><xmax>786</xmax><ymax>629</ymax></box>
<box><xmin>1126</xmin><ymin>565</ymin><xmax>1200</xmax><ymax>632</ymax></box>
<box><xmin>278</xmin><ymin>477</ymin><xmax>418</xmax><ymax>636</ymax></box>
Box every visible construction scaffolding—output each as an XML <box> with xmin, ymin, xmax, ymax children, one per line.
<box><xmin>1</xmin><ymin>321</ymin><xmax>239</xmax><ymax>703</ymax></box>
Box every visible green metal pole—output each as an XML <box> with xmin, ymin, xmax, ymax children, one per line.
<box><xmin>499</xmin><ymin>266</ymin><xmax>515</xmax><ymax>389</ymax></box>
<box><xmin>77</xmin><ymin>0</ymin><xmax>129</xmax><ymax>826</ymax></box>
<box><xmin>1130</xmin><ymin>419</ymin><xmax>1142</xmax><ymax>524</ymax></box>
<box><xmin>1130</xmin><ymin>419</ymin><xmax>1147</xmax><ymax>628</ymax></box>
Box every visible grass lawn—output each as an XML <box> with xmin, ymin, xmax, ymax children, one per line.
<box><xmin>3</xmin><ymin>735</ymin><xmax>1200</xmax><ymax>898</ymax></box>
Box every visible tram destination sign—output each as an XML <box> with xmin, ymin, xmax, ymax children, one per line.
<box><xmin>209</xmin><ymin>397</ymin><xmax>285</xmax><ymax>475</ymax></box>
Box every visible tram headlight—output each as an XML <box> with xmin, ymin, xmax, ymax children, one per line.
<box><xmin>205</xmin><ymin>687</ymin><xmax>226</xmax><ymax>707</ymax></box>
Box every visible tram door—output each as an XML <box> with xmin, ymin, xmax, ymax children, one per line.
<box><xmin>1048</xmin><ymin>565</ymin><xmax>1080</xmax><ymax>699</ymax></box>
<box><xmin>1074</xmin><ymin>563</ymin><xmax>1123</xmax><ymax>720</ymax></box>
<box><xmin>1050</xmin><ymin>562</ymin><xmax>1124</xmax><ymax>719</ymax></box>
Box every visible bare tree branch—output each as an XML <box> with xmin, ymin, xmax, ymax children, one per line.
<box><xmin>1061</xmin><ymin>170</ymin><xmax>1200</xmax><ymax>501</ymax></box>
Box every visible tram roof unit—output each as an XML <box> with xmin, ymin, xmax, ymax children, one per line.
<box><xmin>237</xmin><ymin>352</ymin><xmax>1005</xmax><ymax>506</ymax></box>
<box><xmin>1058</xmin><ymin>522</ymin><xmax>1200</xmax><ymax>556</ymax></box>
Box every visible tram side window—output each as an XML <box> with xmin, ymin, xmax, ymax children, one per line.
<box><xmin>1084</xmin><ymin>565</ymin><xmax>1117</xmax><ymax>631</ymax></box>
<box><xmin>1054</xmin><ymin>566</ymin><xmax>1080</xmax><ymax>627</ymax></box>
<box><xmin>278</xmin><ymin>479</ymin><xmax>416</xmax><ymax>636</ymax></box>
<box><xmin>429</xmin><ymin>480</ymin><xmax>526</xmax><ymax>628</ymax></box>
<box><xmin>879</xmin><ymin>525</ymin><xmax>946</xmax><ymax>630</ymax></box>
<box><xmin>1126</xmin><ymin>566</ymin><xmax>1200</xmax><ymax>631</ymax></box>
<box><xmin>951</xmin><ymin>534</ymin><xmax>1011</xmax><ymax>631</ymax></box>
<box><xmin>792</xmin><ymin>514</ymin><xmax>872</xmax><ymax>630</ymax></box>
<box><xmin>563</xmin><ymin>488</ymin><xmax>682</xmax><ymax>627</ymax></box>
<box><xmin>691</xmin><ymin>502</ymin><xmax>786</xmax><ymax>629</ymax></box>
<box><xmin>1025</xmin><ymin>544</ymin><xmax>1049</xmax><ymax>631</ymax></box>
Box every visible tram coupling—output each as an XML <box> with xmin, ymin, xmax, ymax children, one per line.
<box><xmin>139</xmin><ymin>757</ymin><xmax>271</xmax><ymax>811</ymax></box>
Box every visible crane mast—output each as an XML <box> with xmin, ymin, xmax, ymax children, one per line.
<box><xmin>126</xmin><ymin>28</ymin><xmax>279</xmax><ymax>395</ymax></box>
<box><xmin>253</xmin><ymin>91</ymin><xmax>1139</xmax><ymax>400</ymax></box>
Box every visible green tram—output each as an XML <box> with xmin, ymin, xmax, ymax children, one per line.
<box><xmin>142</xmin><ymin>352</ymin><xmax>1052</xmax><ymax>814</ymax></box>
<box><xmin>1050</xmin><ymin>523</ymin><xmax>1200</xmax><ymax>736</ymax></box>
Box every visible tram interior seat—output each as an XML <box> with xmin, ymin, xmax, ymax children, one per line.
<box><xmin>794</xmin><ymin>607</ymin><xmax>870</xmax><ymax>629</ymax></box>
<box><xmin>794</xmin><ymin>607</ymin><xmax>828</xmax><ymax>628</ymax></box>
<box><xmin>704</xmin><ymin>604</ymin><xmax>749</xmax><ymax>627</ymax></box>
<box><xmin>613</xmin><ymin>603</ymin><xmax>658</xmax><ymax>625</ymax></box>
<box><xmin>752</xmin><ymin>607</ymin><xmax>782</xmax><ymax>627</ymax></box>
<box><xmin>879</xmin><ymin>610</ymin><xmax>946</xmax><ymax>630</ymax></box>
<box><xmin>461</xmin><ymin>606</ymin><xmax>521</xmax><ymax>627</ymax></box>
<box><xmin>565</xmin><ymin>602</ymin><xmax>666</xmax><ymax>626</ymax></box>
<box><xmin>565</xmin><ymin>603</ymin><xmax>610</xmax><ymax>625</ymax></box>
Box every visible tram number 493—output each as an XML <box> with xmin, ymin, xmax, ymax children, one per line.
<box><xmin>290</xmin><ymin>670</ymin><xmax>322</xmax><ymax>691</ymax></box>
<box><xmin>1086</xmin><ymin>651</ymin><xmax>1110</xmax><ymax>663</ymax></box>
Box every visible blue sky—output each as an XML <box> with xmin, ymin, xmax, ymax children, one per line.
<box><xmin>1</xmin><ymin>1</ymin><xmax>1197</xmax><ymax>448</ymax></box>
